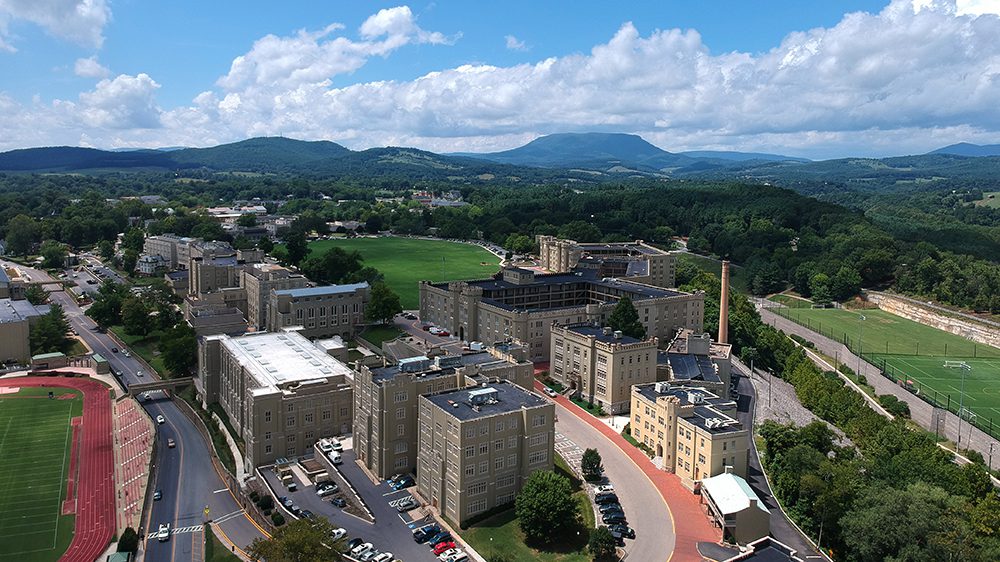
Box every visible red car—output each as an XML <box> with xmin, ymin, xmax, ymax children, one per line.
<box><xmin>433</xmin><ymin>541</ymin><xmax>456</xmax><ymax>555</ymax></box>
<box><xmin>438</xmin><ymin>330</ymin><xmax>450</xmax><ymax>337</ymax></box>
<box><xmin>422</xmin><ymin>325</ymin><xmax>432</xmax><ymax>331</ymax></box>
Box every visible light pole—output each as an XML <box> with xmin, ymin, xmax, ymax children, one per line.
<box><xmin>855</xmin><ymin>314</ymin><xmax>866</xmax><ymax>376</ymax></box>
<box><xmin>957</xmin><ymin>363</ymin><xmax>971</xmax><ymax>449</ymax></box>
<box><xmin>990</xmin><ymin>442</ymin><xmax>995</xmax><ymax>472</ymax></box>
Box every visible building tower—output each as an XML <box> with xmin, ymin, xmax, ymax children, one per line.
<box><xmin>718</xmin><ymin>260</ymin><xmax>730</xmax><ymax>344</ymax></box>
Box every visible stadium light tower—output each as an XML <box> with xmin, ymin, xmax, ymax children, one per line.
<box><xmin>957</xmin><ymin>362</ymin><xmax>971</xmax><ymax>449</ymax></box>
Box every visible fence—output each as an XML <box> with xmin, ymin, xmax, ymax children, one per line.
<box><xmin>770</xmin><ymin>306</ymin><xmax>1000</xmax><ymax>443</ymax></box>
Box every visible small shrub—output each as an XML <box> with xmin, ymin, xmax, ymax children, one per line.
<box><xmin>249</xmin><ymin>490</ymin><xmax>260</xmax><ymax>502</ymax></box>
<box><xmin>271</xmin><ymin>512</ymin><xmax>285</xmax><ymax>526</ymax></box>
<box><xmin>257</xmin><ymin>495</ymin><xmax>274</xmax><ymax>510</ymax></box>
<box><xmin>117</xmin><ymin>527</ymin><xmax>139</xmax><ymax>553</ymax></box>
<box><xmin>263</xmin><ymin>508</ymin><xmax>272</xmax><ymax>516</ymax></box>
<box><xmin>857</xmin><ymin>374</ymin><xmax>867</xmax><ymax>386</ymax></box>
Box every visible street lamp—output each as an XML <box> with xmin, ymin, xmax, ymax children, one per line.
<box><xmin>957</xmin><ymin>363</ymin><xmax>971</xmax><ymax>449</ymax></box>
<box><xmin>855</xmin><ymin>314</ymin><xmax>866</xmax><ymax>376</ymax></box>
<box><xmin>990</xmin><ymin>442</ymin><xmax>995</xmax><ymax>472</ymax></box>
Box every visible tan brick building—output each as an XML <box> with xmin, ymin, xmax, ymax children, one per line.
<box><xmin>267</xmin><ymin>283</ymin><xmax>369</xmax><ymax>340</ymax></box>
<box><xmin>550</xmin><ymin>323</ymin><xmax>659</xmax><ymax>414</ymax></box>
<box><xmin>416</xmin><ymin>381</ymin><xmax>554</xmax><ymax>527</ymax></box>
<box><xmin>0</xmin><ymin>298</ymin><xmax>48</xmax><ymax>365</ymax></box>
<box><xmin>354</xmin><ymin>343</ymin><xmax>534</xmax><ymax>479</ymax></box>
<box><xmin>630</xmin><ymin>382</ymin><xmax>748</xmax><ymax>489</ymax></box>
<box><xmin>420</xmin><ymin>267</ymin><xmax>703</xmax><ymax>362</ymax></box>
<box><xmin>196</xmin><ymin>328</ymin><xmax>354</xmax><ymax>470</ymax></box>
<box><xmin>537</xmin><ymin>235</ymin><xmax>677</xmax><ymax>288</ymax></box>
<box><xmin>242</xmin><ymin>263</ymin><xmax>308</xmax><ymax>330</ymax></box>
<box><xmin>657</xmin><ymin>330</ymin><xmax>734</xmax><ymax>397</ymax></box>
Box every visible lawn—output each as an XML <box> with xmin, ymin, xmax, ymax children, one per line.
<box><xmin>0</xmin><ymin>387</ymin><xmax>82</xmax><ymax>562</ymax></box>
<box><xmin>359</xmin><ymin>325</ymin><xmax>403</xmax><ymax>348</ymax></box>
<box><xmin>306</xmin><ymin>236</ymin><xmax>500</xmax><ymax>309</ymax></box>
<box><xmin>677</xmin><ymin>252</ymin><xmax>749</xmax><ymax>293</ymax></box>
<box><xmin>109</xmin><ymin>326</ymin><xmax>168</xmax><ymax>377</ymax></box>
<box><xmin>204</xmin><ymin>523</ymin><xmax>241</xmax><ymax>562</ymax></box>
<box><xmin>974</xmin><ymin>191</ymin><xmax>1000</xmax><ymax>208</ymax></box>
<box><xmin>767</xmin><ymin>293</ymin><xmax>815</xmax><ymax>308</ymax></box>
<box><xmin>462</xmin><ymin>458</ymin><xmax>593</xmax><ymax>562</ymax></box>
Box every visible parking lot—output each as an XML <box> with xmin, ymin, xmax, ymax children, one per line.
<box><xmin>261</xmin><ymin>448</ymin><xmax>446</xmax><ymax>562</ymax></box>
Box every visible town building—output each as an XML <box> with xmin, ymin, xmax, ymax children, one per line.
<box><xmin>701</xmin><ymin>471</ymin><xmax>770</xmax><ymax>545</ymax></box>
<box><xmin>354</xmin><ymin>343</ymin><xmax>534</xmax><ymax>479</ymax></box>
<box><xmin>658</xmin><ymin>330</ymin><xmax>733</xmax><ymax>397</ymax></box>
<box><xmin>550</xmin><ymin>323</ymin><xmax>658</xmax><ymax>414</ymax></box>
<box><xmin>136</xmin><ymin>254</ymin><xmax>168</xmax><ymax>276</ymax></box>
<box><xmin>416</xmin><ymin>380</ymin><xmax>554</xmax><ymax>527</ymax></box>
<box><xmin>185</xmin><ymin>306</ymin><xmax>248</xmax><ymax>337</ymax></box>
<box><xmin>0</xmin><ymin>268</ymin><xmax>26</xmax><ymax>300</ymax></box>
<box><xmin>420</xmin><ymin>267</ymin><xmax>703</xmax><ymax>362</ymax></box>
<box><xmin>242</xmin><ymin>263</ymin><xmax>309</xmax><ymax>331</ymax></box>
<box><xmin>196</xmin><ymin>329</ymin><xmax>355</xmax><ymax>470</ymax></box>
<box><xmin>266</xmin><ymin>282</ymin><xmax>369</xmax><ymax>340</ymax></box>
<box><xmin>142</xmin><ymin>234</ymin><xmax>195</xmax><ymax>270</ymax></box>
<box><xmin>0</xmin><ymin>298</ymin><xmax>50</xmax><ymax>365</ymax></box>
<box><xmin>537</xmin><ymin>235</ymin><xmax>677</xmax><ymax>288</ymax></box>
<box><xmin>630</xmin><ymin>382</ymin><xmax>748</xmax><ymax>489</ymax></box>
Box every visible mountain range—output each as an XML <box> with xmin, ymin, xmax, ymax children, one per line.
<box><xmin>0</xmin><ymin>133</ymin><xmax>997</xmax><ymax>187</ymax></box>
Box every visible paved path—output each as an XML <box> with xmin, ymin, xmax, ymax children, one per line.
<box><xmin>535</xmin><ymin>381</ymin><xmax>720</xmax><ymax>562</ymax></box>
<box><xmin>761</xmin><ymin>306</ymin><xmax>1000</xmax><ymax>471</ymax></box>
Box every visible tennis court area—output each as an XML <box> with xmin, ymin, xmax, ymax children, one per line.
<box><xmin>0</xmin><ymin>387</ymin><xmax>81</xmax><ymax>562</ymax></box>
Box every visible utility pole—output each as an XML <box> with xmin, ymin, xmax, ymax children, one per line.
<box><xmin>990</xmin><ymin>442</ymin><xmax>995</xmax><ymax>472</ymax></box>
<box><xmin>957</xmin><ymin>363</ymin><xmax>971</xmax><ymax>449</ymax></box>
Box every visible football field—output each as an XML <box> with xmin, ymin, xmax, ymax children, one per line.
<box><xmin>0</xmin><ymin>387</ymin><xmax>81</xmax><ymax>562</ymax></box>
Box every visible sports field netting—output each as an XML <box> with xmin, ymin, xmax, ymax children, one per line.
<box><xmin>0</xmin><ymin>387</ymin><xmax>81</xmax><ymax>562</ymax></box>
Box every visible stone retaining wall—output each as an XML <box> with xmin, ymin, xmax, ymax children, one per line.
<box><xmin>865</xmin><ymin>292</ymin><xmax>1000</xmax><ymax>349</ymax></box>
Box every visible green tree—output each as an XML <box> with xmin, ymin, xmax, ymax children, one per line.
<box><xmin>98</xmin><ymin>239</ymin><xmax>115</xmax><ymax>261</ymax></box>
<box><xmin>557</xmin><ymin>220</ymin><xmax>601</xmax><ymax>242</ymax></box>
<box><xmin>24</xmin><ymin>284</ymin><xmax>48</xmax><ymax>305</ymax></box>
<box><xmin>29</xmin><ymin>304</ymin><xmax>71</xmax><ymax>355</ymax></box>
<box><xmin>117</xmin><ymin>526</ymin><xmax>139</xmax><ymax>553</ymax></box>
<box><xmin>86</xmin><ymin>281</ymin><xmax>129</xmax><ymax>327</ymax></box>
<box><xmin>282</xmin><ymin>230</ymin><xmax>309</xmax><ymax>266</ymax></box>
<box><xmin>121</xmin><ymin>297</ymin><xmax>151</xmax><ymax>336</ymax></box>
<box><xmin>161</xmin><ymin>323</ymin><xmax>197</xmax><ymax>376</ymax></box>
<box><xmin>607</xmin><ymin>296</ymin><xmax>645</xmax><ymax>339</ymax></box>
<box><xmin>581</xmin><ymin>448</ymin><xmax>603</xmax><ymax>481</ymax></box>
<box><xmin>122</xmin><ymin>249</ymin><xmax>139</xmax><ymax>274</ymax></box>
<box><xmin>809</xmin><ymin>273</ymin><xmax>832</xmax><ymax>305</ymax></box>
<box><xmin>365</xmin><ymin>281</ymin><xmax>402</xmax><ymax>325</ymax></box>
<box><xmin>247</xmin><ymin>517</ymin><xmax>343</xmax><ymax>562</ymax></box>
<box><xmin>122</xmin><ymin>227</ymin><xmax>145</xmax><ymax>253</ymax></box>
<box><xmin>5</xmin><ymin>214</ymin><xmax>40</xmax><ymax>256</ymax></box>
<box><xmin>258</xmin><ymin>236</ymin><xmax>274</xmax><ymax>253</ymax></box>
<box><xmin>504</xmin><ymin>233</ymin><xmax>536</xmax><ymax>255</ymax></box>
<box><xmin>831</xmin><ymin>266</ymin><xmax>862</xmax><ymax>301</ymax></box>
<box><xmin>515</xmin><ymin>470</ymin><xmax>579</xmax><ymax>544</ymax></box>
<box><xmin>39</xmin><ymin>239</ymin><xmax>67</xmax><ymax>269</ymax></box>
<box><xmin>588</xmin><ymin>526</ymin><xmax>617</xmax><ymax>560</ymax></box>
<box><xmin>237</xmin><ymin>213</ymin><xmax>258</xmax><ymax>227</ymax></box>
<box><xmin>299</xmin><ymin>247</ymin><xmax>363</xmax><ymax>284</ymax></box>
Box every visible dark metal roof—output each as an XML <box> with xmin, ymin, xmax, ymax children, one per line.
<box><xmin>424</xmin><ymin>380</ymin><xmax>547</xmax><ymax>421</ymax></box>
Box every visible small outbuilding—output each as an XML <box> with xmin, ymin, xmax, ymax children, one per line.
<box><xmin>701</xmin><ymin>471</ymin><xmax>770</xmax><ymax>545</ymax></box>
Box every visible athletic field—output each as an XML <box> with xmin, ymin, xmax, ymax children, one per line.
<box><xmin>0</xmin><ymin>387</ymin><xmax>81</xmax><ymax>562</ymax></box>
<box><xmin>772</xmin><ymin>306</ymin><xmax>1000</xmax><ymax>433</ymax></box>
<box><xmin>308</xmin><ymin>236</ymin><xmax>501</xmax><ymax>309</ymax></box>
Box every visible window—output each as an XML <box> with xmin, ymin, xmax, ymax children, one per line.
<box><xmin>467</xmin><ymin>498</ymin><xmax>487</xmax><ymax>515</ymax></box>
<box><xmin>304</xmin><ymin>431</ymin><xmax>314</xmax><ymax>442</ymax></box>
<box><xmin>394</xmin><ymin>457</ymin><xmax>408</xmax><ymax>469</ymax></box>
<box><xmin>465</xmin><ymin>465</ymin><xmax>475</xmax><ymax>476</ymax></box>
<box><xmin>465</xmin><ymin>446</ymin><xmax>475</xmax><ymax>459</ymax></box>
<box><xmin>479</xmin><ymin>423</ymin><xmax>489</xmax><ymax>436</ymax></box>
<box><xmin>479</xmin><ymin>461</ymin><xmax>488</xmax><ymax>474</ymax></box>
<box><xmin>339</xmin><ymin>407</ymin><xmax>348</xmax><ymax>418</ymax></box>
<box><xmin>497</xmin><ymin>491</ymin><xmax>516</xmax><ymax>505</ymax></box>
<box><xmin>497</xmin><ymin>474</ymin><xmax>516</xmax><ymax>488</ymax></box>
<box><xmin>286</xmin><ymin>446</ymin><xmax>296</xmax><ymax>456</ymax></box>
<box><xmin>528</xmin><ymin>450</ymin><xmax>548</xmax><ymax>465</ymax></box>
<box><xmin>479</xmin><ymin>443</ymin><xmax>489</xmax><ymax>455</ymax></box>
<box><xmin>396</xmin><ymin>407</ymin><xmax>406</xmax><ymax>420</ymax></box>
<box><xmin>286</xmin><ymin>415</ymin><xmax>295</xmax><ymax>427</ymax></box>
<box><xmin>495</xmin><ymin>420</ymin><xmax>505</xmax><ymax>432</ymax></box>
<box><xmin>508</xmin><ymin>436</ymin><xmax>517</xmax><ymax>449</ymax></box>
<box><xmin>394</xmin><ymin>391</ymin><xmax>408</xmax><ymax>403</ymax></box>
<box><xmin>397</xmin><ymin>424</ymin><xmax>405</xmax><ymax>437</ymax></box>
<box><xmin>265</xmin><ymin>445</ymin><xmax>272</xmax><ymax>454</ymax></box>
<box><xmin>322</xmin><ymin>409</ymin><xmax>331</xmax><ymax>421</ymax></box>
<box><xmin>394</xmin><ymin>441</ymin><xmax>409</xmax><ymax>454</ymax></box>
<box><xmin>264</xmin><ymin>410</ymin><xmax>271</xmax><ymax>423</ymax></box>
<box><xmin>528</xmin><ymin>433</ymin><xmax>547</xmax><ymax>447</ymax></box>
<box><xmin>532</xmin><ymin>414</ymin><xmax>546</xmax><ymax>428</ymax></box>
<box><xmin>468</xmin><ymin>482</ymin><xmax>487</xmax><ymax>496</ymax></box>
<box><xmin>495</xmin><ymin>457</ymin><xmax>505</xmax><ymax>470</ymax></box>
<box><xmin>304</xmin><ymin>413</ymin><xmax>314</xmax><ymax>424</ymax></box>
<box><xmin>264</xmin><ymin>431</ymin><xmax>271</xmax><ymax>441</ymax></box>
<box><xmin>465</xmin><ymin>427</ymin><xmax>476</xmax><ymax>439</ymax></box>
<box><xmin>287</xmin><ymin>404</ymin><xmax>294</xmax><ymax>412</ymax></box>
<box><xmin>494</xmin><ymin>439</ymin><xmax>504</xmax><ymax>451</ymax></box>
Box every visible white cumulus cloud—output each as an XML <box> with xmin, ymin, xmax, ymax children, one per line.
<box><xmin>0</xmin><ymin>0</ymin><xmax>111</xmax><ymax>50</ymax></box>
<box><xmin>77</xmin><ymin>73</ymin><xmax>162</xmax><ymax>129</ymax></box>
<box><xmin>74</xmin><ymin>55</ymin><xmax>109</xmax><ymax>78</ymax></box>
<box><xmin>505</xmin><ymin>35</ymin><xmax>527</xmax><ymax>51</ymax></box>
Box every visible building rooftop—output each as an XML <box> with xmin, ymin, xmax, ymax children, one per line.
<box><xmin>0</xmin><ymin>298</ymin><xmax>49</xmax><ymax>323</ymax></box>
<box><xmin>215</xmin><ymin>330</ymin><xmax>354</xmax><ymax>395</ymax></box>
<box><xmin>575</xmin><ymin>241</ymin><xmax>664</xmax><ymax>256</ymax></box>
<box><xmin>702</xmin><ymin>473</ymin><xmax>768</xmax><ymax>515</ymax></box>
<box><xmin>660</xmin><ymin>351</ymin><xmax>721</xmax><ymax>383</ymax></box>
<box><xmin>166</xmin><ymin>271</ymin><xmax>188</xmax><ymax>281</ymax></box>
<box><xmin>634</xmin><ymin>382</ymin><xmax>741</xmax><ymax>433</ymax></box>
<box><xmin>0</xmin><ymin>268</ymin><xmax>9</xmax><ymax>284</ymax></box>
<box><xmin>424</xmin><ymin>380</ymin><xmax>548</xmax><ymax>421</ymax></box>
<box><xmin>722</xmin><ymin>538</ymin><xmax>803</xmax><ymax>562</ymax></box>
<box><xmin>564</xmin><ymin>324</ymin><xmax>646</xmax><ymax>345</ymax></box>
<box><xmin>274</xmin><ymin>282</ymin><xmax>369</xmax><ymax>299</ymax></box>
<box><xmin>370</xmin><ymin>352</ymin><xmax>502</xmax><ymax>384</ymax></box>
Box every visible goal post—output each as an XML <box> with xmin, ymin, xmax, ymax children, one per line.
<box><xmin>944</xmin><ymin>360</ymin><xmax>970</xmax><ymax>369</ymax></box>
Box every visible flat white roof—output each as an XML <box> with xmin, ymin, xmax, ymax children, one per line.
<box><xmin>701</xmin><ymin>473</ymin><xmax>768</xmax><ymax>515</ymax></box>
<box><xmin>220</xmin><ymin>330</ymin><xmax>354</xmax><ymax>395</ymax></box>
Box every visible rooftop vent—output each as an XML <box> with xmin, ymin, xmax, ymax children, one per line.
<box><xmin>469</xmin><ymin>387</ymin><xmax>499</xmax><ymax>406</ymax></box>
<box><xmin>654</xmin><ymin>382</ymin><xmax>671</xmax><ymax>394</ymax></box>
<box><xmin>602</xmin><ymin>326</ymin><xmax>612</xmax><ymax>336</ymax></box>
<box><xmin>688</xmin><ymin>391</ymin><xmax>704</xmax><ymax>404</ymax></box>
<box><xmin>613</xmin><ymin>330</ymin><xmax>623</xmax><ymax>339</ymax></box>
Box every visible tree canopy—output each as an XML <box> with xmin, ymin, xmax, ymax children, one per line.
<box><xmin>607</xmin><ymin>296</ymin><xmax>645</xmax><ymax>339</ymax></box>
<box><xmin>515</xmin><ymin>470</ymin><xmax>580</xmax><ymax>544</ymax></box>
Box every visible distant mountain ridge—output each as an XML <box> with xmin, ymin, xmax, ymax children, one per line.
<box><xmin>929</xmin><ymin>142</ymin><xmax>1000</xmax><ymax>157</ymax></box>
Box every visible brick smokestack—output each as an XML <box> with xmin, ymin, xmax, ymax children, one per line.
<box><xmin>718</xmin><ymin>260</ymin><xmax>730</xmax><ymax>344</ymax></box>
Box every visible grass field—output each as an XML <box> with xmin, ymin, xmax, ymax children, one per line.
<box><xmin>0</xmin><ymin>387</ymin><xmax>82</xmax><ymax>562</ymax></box>
<box><xmin>767</xmin><ymin>293</ymin><xmax>815</xmax><ymax>308</ymax></box>
<box><xmin>109</xmin><ymin>326</ymin><xmax>167</xmax><ymax>376</ymax></box>
<box><xmin>974</xmin><ymin>191</ymin><xmax>1000</xmax><ymax>208</ymax></box>
<box><xmin>306</xmin><ymin>237</ymin><xmax>500</xmax><ymax>309</ymax></box>
<box><xmin>773</xmin><ymin>306</ymin><xmax>1000</xmax><ymax>431</ymax></box>
<box><xmin>677</xmin><ymin>252</ymin><xmax>749</xmax><ymax>293</ymax></box>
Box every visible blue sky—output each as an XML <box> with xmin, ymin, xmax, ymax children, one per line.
<box><xmin>1</xmin><ymin>0</ymin><xmax>999</xmax><ymax>158</ymax></box>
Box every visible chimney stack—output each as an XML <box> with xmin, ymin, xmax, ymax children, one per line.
<box><xmin>718</xmin><ymin>260</ymin><xmax>730</xmax><ymax>344</ymax></box>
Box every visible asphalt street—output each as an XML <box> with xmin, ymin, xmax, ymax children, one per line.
<box><xmin>549</xmin><ymin>397</ymin><xmax>676</xmax><ymax>561</ymax></box>
<box><xmin>2</xmin><ymin>259</ymin><xmax>267</xmax><ymax>562</ymax></box>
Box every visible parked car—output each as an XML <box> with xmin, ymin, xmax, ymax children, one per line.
<box><xmin>441</xmin><ymin>552</ymin><xmax>467</xmax><ymax>562</ymax></box>
<box><xmin>544</xmin><ymin>386</ymin><xmax>558</xmax><ymax>397</ymax></box>
<box><xmin>395</xmin><ymin>496</ymin><xmax>417</xmax><ymax>512</ymax></box>
<box><xmin>387</xmin><ymin>473</ymin><xmax>403</xmax><ymax>486</ymax></box>
<box><xmin>346</xmin><ymin>538</ymin><xmax>364</xmax><ymax>551</ymax></box>
<box><xmin>279</xmin><ymin>496</ymin><xmax>293</xmax><ymax>509</ymax></box>
<box><xmin>156</xmin><ymin>415</ymin><xmax>165</xmax><ymax>424</ymax></box>
<box><xmin>331</xmin><ymin>497</ymin><xmax>347</xmax><ymax>508</ymax></box>
<box><xmin>422</xmin><ymin>324</ymin><xmax>433</xmax><ymax>331</ymax></box>
<box><xmin>330</xmin><ymin>527</ymin><xmax>347</xmax><ymax>541</ymax></box>
<box><xmin>437</xmin><ymin>548</ymin><xmax>462</xmax><ymax>561</ymax></box>
<box><xmin>392</xmin><ymin>475</ymin><xmax>414</xmax><ymax>490</ymax></box>
<box><xmin>123</xmin><ymin>350</ymin><xmax>131</xmax><ymax>358</ymax></box>
<box><xmin>608</xmin><ymin>523</ymin><xmax>635</xmax><ymax>540</ymax></box>
<box><xmin>438</xmin><ymin>330</ymin><xmax>450</xmax><ymax>337</ymax></box>
<box><xmin>157</xmin><ymin>523</ymin><xmax>170</xmax><ymax>542</ymax></box>
<box><xmin>602</xmin><ymin>511</ymin><xmax>627</xmax><ymax>524</ymax></box>
<box><xmin>433</xmin><ymin>541</ymin><xmax>456</xmax><ymax>555</ymax></box>
<box><xmin>317</xmin><ymin>440</ymin><xmax>334</xmax><ymax>454</ymax></box>
<box><xmin>137</xmin><ymin>370</ymin><xmax>144</xmax><ymax>377</ymax></box>
<box><xmin>290</xmin><ymin>504</ymin><xmax>302</xmax><ymax>516</ymax></box>
<box><xmin>372</xmin><ymin>553</ymin><xmax>394</xmax><ymax>562</ymax></box>
<box><xmin>359</xmin><ymin>549</ymin><xmax>381</xmax><ymax>561</ymax></box>
<box><xmin>328</xmin><ymin>451</ymin><xmax>342</xmax><ymax>464</ymax></box>
<box><xmin>428</xmin><ymin>327</ymin><xmax>443</xmax><ymax>335</ymax></box>
<box><xmin>316</xmin><ymin>482</ymin><xmax>338</xmax><ymax>496</ymax></box>
<box><xmin>167</xmin><ymin>438</ymin><xmax>175</xmax><ymax>448</ymax></box>
<box><xmin>111</xmin><ymin>347</ymin><xmax>118</xmax><ymax>353</ymax></box>
<box><xmin>351</xmin><ymin>542</ymin><xmax>374</xmax><ymax>557</ymax></box>
<box><xmin>594</xmin><ymin>492</ymin><xmax>618</xmax><ymax>504</ymax></box>
<box><xmin>599</xmin><ymin>502</ymin><xmax>623</xmax><ymax>514</ymax></box>
<box><xmin>413</xmin><ymin>524</ymin><xmax>440</xmax><ymax>543</ymax></box>
<box><xmin>300</xmin><ymin>510</ymin><xmax>314</xmax><ymax>519</ymax></box>
<box><xmin>330</xmin><ymin>439</ymin><xmax>343</xmax><ymax>452</ymax></box>
<box><xmin>427</xmin><ymin>531</ymin><xmax>452</xmax><ymax>548</ymax></box>
<box><xmin>595</xmin><ymin>484</ymin><xmax>615</xmax><ymax>494</ymax></box>
<box><xmin>153</xmin><ymin>490</ymin><xmax>162</xmax><ymax>501</ymax></box>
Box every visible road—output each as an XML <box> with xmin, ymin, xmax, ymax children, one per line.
<box><xmin>549</xmin><ymin>398</ymin><xmax>676</xmax><ymax>561</ymax></box>
<box><xmin>2</xmin><ymin>259</ymin><xmax>267</xmax><ymax>561</ymax></box>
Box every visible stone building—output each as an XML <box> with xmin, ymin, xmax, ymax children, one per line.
<box><xmin>266</xmin><ymin>282</ymin><xmax>369</xmax><ymax>340</ymax></box>
<box><xmin>537</xmin><ymin>235</ymin><xmax>677</xmax><ymax>288</ymax></box>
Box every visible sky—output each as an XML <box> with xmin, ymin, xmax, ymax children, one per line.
<box><xmin>1</xmin><ymin>0</ymin><xmax>999</xmax><ymax>159</ymax></box>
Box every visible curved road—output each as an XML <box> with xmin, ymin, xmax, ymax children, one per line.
<box><xmin>4</xmin><ymin>259</ymin><xmax>267</xmax><ymax>561</ymax></box>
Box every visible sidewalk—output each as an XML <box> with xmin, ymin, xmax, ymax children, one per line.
<box><xmin>534</xmin><ymin>381</ymin><xmax>721</xmax><ymax>561</ymax></box>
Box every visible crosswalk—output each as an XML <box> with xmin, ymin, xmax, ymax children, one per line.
<box><xmin>146</xmin><ymin>524</ymin><xmax>203</xmax><ymax>539</ymax></box>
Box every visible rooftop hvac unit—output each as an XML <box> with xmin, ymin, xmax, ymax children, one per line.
<box><xmin>688</xmin><ymin>391</ymin><xmax>704</xmax><ymax>404</ymax></box>
<box><xmin>398</xmin><ymin>356</ymin><xmax>431</xmax><ymax>373</ymax></box>
<box><xmin>435</xmin><ymin>355</ymin><xmax>463</xmax><ymax>369</ymax></box>
<box><xmin>469</xmin><ymin>387</ymin><xmax>499</xmax><ymax>406</ymax></box>
<box><xmin>654</xmin><ymin>382</ymin><xmax>671</xmax><ymax>394</ymax></box>
<box><xmin>613</xmin><ymin>330</ymin><xmax>623</xmax><ymax>339</ymax></box>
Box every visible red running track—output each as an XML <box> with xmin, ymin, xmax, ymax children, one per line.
<box><xmin>0</xmin><ymin>377</ymin><xmax>115</xmax><ymax>562</ymax></box>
